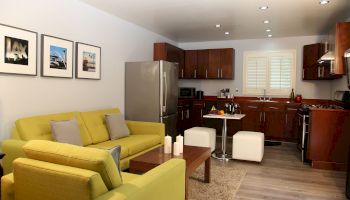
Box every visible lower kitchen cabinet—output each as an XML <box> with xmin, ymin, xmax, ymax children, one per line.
<box><xmin>190</xmin><ymin>100</ymin><xmax>205</xmax><ymax>127</ymax></box>
<box><xmin>264</xmin><ymin>104</ymin><xmax>286</xmax><ymax>139</ymax></box>
<box><xmin>177</xmin><ymin>100</ymin><xmax>191</xmax><ymax>135</ymax></box>
<box><xmin>240</xmin><ymin>103</ymin><xmax>262</xmax><ymax>132</ymax></box>
<box><xmin>284</xmin><ymin>105</ymin><xmax>299</xmax><ymax>142</ymax></box>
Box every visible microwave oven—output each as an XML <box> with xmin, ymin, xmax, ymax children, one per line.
<box><xmin>179</xmin><ymin>87</ymin><xmax>196</xmax><ymax>98</ymax></box>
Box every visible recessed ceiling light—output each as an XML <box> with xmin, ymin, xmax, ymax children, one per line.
<box><xmin>225</xmin><ymin>32</ymin><xmax>230</xmax><ymax>35</ymax></box>
<box><xmin>263</xmin><ymin>20</ymin><xmax>270</xmax><ymax>24</ymax></box>
<box><xmin>319</xmin><ymin>0</ymin><xmax>330</xmax><ymax>5</ymax></box>
<box><xmin>215</xmin><ymin>24</ymin><xmax>221</xmax><ymax>28</ymax></box>
<box><xmin>266</xmin><ymin>29</ymin><xmax>271</xmax><ymax>32</ymax></box>
<box><xmin>268</xmin><ymin>34</ymin><xmax>272</xmax><ymax>38</ymax></box>
<box><xmin>259</xmin><ymin>6</ymin><xmax>269</xmax><ymax>10</ymax></box>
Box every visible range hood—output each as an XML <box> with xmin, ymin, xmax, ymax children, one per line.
<box><xmin>318</xmin><ymin>42</ymin><xmax>334</xmax><ymax>63</ymax></box>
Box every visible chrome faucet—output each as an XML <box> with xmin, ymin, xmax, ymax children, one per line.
<box><xmin>258</xmin><ymin>89</ymin><xmax>269</xmax><ymax>101</ymax></box>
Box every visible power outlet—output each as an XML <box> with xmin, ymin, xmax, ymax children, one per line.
<box><xmin>235</xmin><ymin>88</ymin><xmax>239</xmax><ymax>93</ymax></box>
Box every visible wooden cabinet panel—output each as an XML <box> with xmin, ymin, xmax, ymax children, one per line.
<box><xmin>333</xmin><ymin>22</ymin><xmax>350</xmax><ymax>75</ymax></box>
<box><xmin>184</xmin><ymin>50</ymin><xmax>197</xmax><ymax>79</ymax></box>
<box><xmin>208</xmin><ymin>49</ymin><xmax>221</xmax><ymax>79</ymax></box>
<box><xmin>263</xmin><ymin>104</ymin><xmax>285</xmax><ymax>139</ymax></box>
<box><xmin>177</xmin><ymin>100</ymin><xmax>191</xmax><ymax>135</ymax></box>
<box><xmin>284</xmin><ymin>106</ymin><xmax>299</xmax><ymax>142</ymax></box>
<box><xmin>197</xmin><ymin>50</ymin><xmax>209</xmax><ymax>79</ymax></box>
<box><xmin>154</xmin><ymin>43</ymin><xmax>184</xmax><ymax>78</ymax></box>
<box><xmin>303</xmin><ymin>43</ymin><xmax>323</xmax><ymax>68</ymax></box>
<box><xmin>220</xmin><ymin>48</ymin><xmax>234</xmax><ymax>79</ymax></box>
<box><xmin>191</xmin><ymin>101</ymin><xmax>204</xmax><ymax>127</ymax></box>
<box><xmin>241</xmin><ymin>103</ymin><xmax>262</xmax><ymax>132</ymax></box>
<box><xmin>309</xmin><ymin>109</ymin><xmax>350</xmax><ymax>170</ymax></box>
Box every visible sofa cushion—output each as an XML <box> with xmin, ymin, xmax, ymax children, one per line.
<box><xmin>88</xmin><ymin>135</ymin><xmax>161</xmax><ymax>157</ymax></box>
<box><xmin>50</xmin><ymin>119</ymin><xmax>83</xmax><ymax>146</ymax></box>
<box><xmin>15</xmin><ymin>112</ymin><xmax>92</xmax><ymax>146</ymax></box>
<box><xmin>120</xmin><ymin>172</ymin><xmax>140</xmax><ymax>183</ymax></box>
<box><xmin>80</xmin><ymin>108</ymin><xmax>120</xmax><ymax>144</ymax></box>
<box><xmin>23</xmin><ymin>140</ymin><xmax>122</xmax><ymax>190</ymax></box>
<box><xmin>105</xmin><ymin>113</ymin><xmax>130</xmax><ymax>140</ymax></box>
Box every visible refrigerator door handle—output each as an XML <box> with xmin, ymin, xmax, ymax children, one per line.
<box><xmin>163</xmin><ymin>72</ymin><xmax>167</xmax><ymax>113</ymax></box>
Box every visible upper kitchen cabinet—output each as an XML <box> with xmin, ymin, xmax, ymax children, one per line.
<box><xmin>153</xmin><ymin>43</ymin><xmax>185</xmax><ymax>78</ymax></box>
<box><xmin>220</xmin><ymin>48</ymin><xmax>235</xmax><ymax>79</ymax></box>
<box><xmin>328</xmin><ymin>22</ymin><xmax>350</xmax><ymax>75</ymax></box>
<box><xmin>184</xmin><ymin>49</ymin><xmax>208</xmax><ymax>79</ymax></box>
<box><xmin>207</xmin><ymin>49</ymin><xmax>221</xmax><ymax>79</ymax></box>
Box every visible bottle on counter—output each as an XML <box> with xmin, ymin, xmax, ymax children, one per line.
<box><xmin>290</xmin><ymin>88</ymin><xmax>295</xmax><ymax>102</ymax></box>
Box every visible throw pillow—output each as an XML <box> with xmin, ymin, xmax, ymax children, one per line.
<box><xmin>108</xmin><ymin>145</ymin><xmax>123</xmax><ymax>182</ymax></box>
<box><xmin>105</xmin><ymin>113</ymin><xmax>130</xmax><ymax>140</ymax></box>
<box><xmin>50</xmin><ymin>118</ymin><xmax>83</xmax><ymax>146</ymax></box>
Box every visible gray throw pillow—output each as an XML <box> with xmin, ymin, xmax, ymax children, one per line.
<box><xmin>105</xmin><ymin>113</ymin><xmax>130</xmax><ymax>140</ymax></box>
<box><xmin>50</xmin><ymin>119</ymin><xmax>83</xmax><ymax>146</ymax></box>
<box><xmin>108</xmin><ymin>145</ymin><xmax>123</xmax><ymax>182</ymax></box>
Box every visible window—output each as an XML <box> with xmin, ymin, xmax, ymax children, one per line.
<box><xmin>243</xmin><ymin>50</ymin><xmax>296</xmax><ymax>96</ymax></box>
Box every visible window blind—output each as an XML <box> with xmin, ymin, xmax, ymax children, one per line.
<box><xmin>243</xmin><ymin>50</ymin><xmax>295</xmax><ymax>96</ymax></box>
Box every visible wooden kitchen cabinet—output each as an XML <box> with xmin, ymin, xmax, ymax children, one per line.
<box><xmin>308</xmin><ymin>109</ymin><xmax>350</xmax><ymax>170</ymax></box>
<box><xmin>154</xmin><ymin>43</ymin><xmax>185</xmax><ymax>78</ymax></box>
<box><xmin>220</xmin><ymin>48</ymin><xmax>234</xmax><ymax>79</ymax></box>
<box><xmin>303</xmin><ymin>43</ymin><xmax>324</xmax><ymax>68</ymax></box>
<box><xmin>191</xmin><ymin>100</ymin><xmax>205</xmax><ymax>127</ymax></box>
<box><xmin>197</xmin><ymin>50</ymin><xmax>209</xmax><ymax>79</ymax></box>
<box><xmin>177</xmin><ymin>100</ymin><xmax>191</xmax><ymax>135</ymax></box>
<box><xmin>284</xmin><ymin>105</ymin><xmax>299</xmax><ymax>142</ymax></box>
<box><xmin>208</xmin><ymin>49</ymin><xmax>221</xmax><ymax>79</ymax></box>
<box><xmin>184</xmin><ymin>50</ymin><xmax>198</xmax><ymax>79</ymax></box>
<box><xmin>263</xmin><ymin>103</ymin><xmax>286</xmax><ymax>139</ymax></box>
<box><xmin>241</xmin><ymin>102</ymin><xmax>263</xmax><ymax>132</ymax></box>
<box><xmin>328</xmin><ymin>22</ymin><xmax>350</xmax><ymax>75</ymax></box>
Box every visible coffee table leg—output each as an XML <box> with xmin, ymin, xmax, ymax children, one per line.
<box><xmin>205</xmin><ymin>157</ymin><xmax>211</xmax><ymax>183</ymax></box>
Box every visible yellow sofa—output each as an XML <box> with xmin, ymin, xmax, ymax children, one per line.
<box><xmin>1</xmin><ymin>108</ymin><xmax>165</xmax><ymax>174</ymax></box>
<box><xmin>1</xmin><ymin>140</ymin><xmax>186</xmax><ymax>200</ymax></box>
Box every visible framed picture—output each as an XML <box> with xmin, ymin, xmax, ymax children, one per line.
<box><xmin>0</xmin><ymin>24</ymin><xmax>37</xmax><ymax>76</ymax></box>
<box><xmin>75</xmin><ymin>42</ymin><xmax>101</xmax><ymax>80</ymax></box>
<box><xmin>41</xmin><ymin>35</ymin><xmax>74</xmax><ymax>78</ymax></box>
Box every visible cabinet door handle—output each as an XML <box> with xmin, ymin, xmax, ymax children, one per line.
<box><xmin>322</xmin><ymin>66</ymin><xmax>324</xmax><ymax>77</ymax></box>
<box><xmin>268</xmin><ymin>107</ymin><xmax>279</xmax><ymax>110</ymax></box>
<box><xmin>259</xmin><ymin>112</ymin><xmax>262</xmax><ymax>122</ymax></box>
<box><xmin>181</xmin><ymin>69</ymin><xmax>184</xmax><ymax>78</ymax></box>
<box><xmin>217</xmin><ymin>69</ymin><xmax>220</xmax><ymax>78</ymax></box>
<box><xmin>220</xmin><ymin>68</ymin><xmax>223</xmax><ymax>78</ymax></box>
<box><xmin>330</xmin><ymin>61</ymin><xmax>334</xmax><ymax>74</ymax></box>
<box><xmin>205</xmin><ymin>69</ymin><xmax>208</xmax><ymax>78</ymax></box>
<box><xmin>181</xmin><ymin>110</ymin><xmax>184</xmax><ymax>120</ymax></box>
<box><xmin>200</xmin><ymin>109</ymin><xmax>203</xmax><ymax>117</ymax></box>
<box><xmin>186</xmin><ymin>109</ymin><xmax>190</xmax><ymax>119</ymax></box>
<box><xmin>264</xmin><ymin>112</ymin><xmax>266</xmax><ymax>122</ymax></box>
<box><xmin>287</xmin><ymin>108</ymin><xmax>297</xmax><ymax>111</ymax></box>
<box><xmin>317</xmin><ymin>67</ymin><xmax>320</xmax><ymax>78</ymax></box>
<box><xmin>194</xmin><ymin>69</ymin><xmax>197</xmax><ymax>78</ymax></box>
<box><xmin>285</xmin><ymin>113</ymin><xmax>288</xmax><ymax>125</ymax></box>
<box><xmin>248</xmin><ymin>106</ymin><xmax>258</xmax><ymax>109</ymax></box>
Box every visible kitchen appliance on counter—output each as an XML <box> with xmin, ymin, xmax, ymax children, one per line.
<box><xmin>179</xmin><ymin>87</ymin><xmax>196</xmax><ymax>99</ymax></box>
<box><xmin>125</xmin><ymin>60</ymin><xmax>178</xmax><ymax>140</ymax></box>
<box><xmin>196</xmin><ymin>90</ymin><xmax>204</xmax><ymax>99</ymax></box>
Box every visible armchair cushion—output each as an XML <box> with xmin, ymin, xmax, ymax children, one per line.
<box><xmin>13</xmin><ymin>158</ymin><xmax>108</xmax><ymax>200</ymax></box>
<box><xmin>22</xmin><ymin>140</ymin><xmax>122</xmax><ymax>190</ymax></box>
<box><xmin>1</xmin><ymin>174</ymin><xmax>14</xmax><ymax>200</ymax></box>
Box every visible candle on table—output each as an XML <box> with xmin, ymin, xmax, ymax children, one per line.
<box><xmin>176</xmin><ymin>134</ymin><xmax>184</xmax><ymax>154</ymax></box>
<box><xmin>173</xmin><ymin>142</ymin><xmax>180</xmax><ymax>156</ymax></box>
<box><xmin>164</xmin><ymin>135</ymin><xmax>172</xmax><ymax>154</ymax></box>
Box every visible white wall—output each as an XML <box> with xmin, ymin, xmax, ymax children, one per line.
<box><xmin>0</xmin><ymin>0</ymin><xmax>175</xmax><ymax>139</ymax></box>
<box><xmin>178</xmin><ymin>36</ymin><xmax>332</xmax><ymax>99</ymax></box>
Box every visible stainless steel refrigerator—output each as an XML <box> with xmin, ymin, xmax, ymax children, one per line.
<box><xmin>125</xmin><ymin>60</ymin><xmax>178</xmax><ymax>141</ymax></box>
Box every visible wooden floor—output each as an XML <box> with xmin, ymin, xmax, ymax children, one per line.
<box><xmin>218</xmin><ymin>138</ymin><xmax>348</xmax><ymax>200</ymax></box>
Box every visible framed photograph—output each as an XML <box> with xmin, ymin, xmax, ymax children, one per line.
<box><xmin>41</xmin><ymin>35</ymin><xmax>74</xmax><ymax>78</ymax></box>
<box><xmin>0</xmin><ymin>24</ymin><xmax>37</xmax><ymax>76</ymax></box>
<box><xmin>75</xmin><ymin>42</ymin><xmax>101</xmax><ymax>80</ymax></box>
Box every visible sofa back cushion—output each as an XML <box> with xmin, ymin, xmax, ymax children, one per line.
<box><xmin>15</xmin><ymin>112</ymin><xmax>92</xmax><ymax>146</ymax></box>
<box><xmin>23</xmin><ymin>140</ymin><xmax>122</xmax><ymax>190</ymax></box>
<box><xmin>80</xmin><ymin>108</ymin><xmax>120</xmax><ymax>144</ymax></box>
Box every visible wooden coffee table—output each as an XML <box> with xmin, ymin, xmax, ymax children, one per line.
<box><xmin>129</xmin><ymin>145</ymin><xmax>211</xmax><ymax>200</ymax></box>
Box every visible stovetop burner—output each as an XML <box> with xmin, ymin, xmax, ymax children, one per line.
<box><xmin>298</xmin><ymin>104</ymin><xmax>344</xmax><ymax>115</ymax></box>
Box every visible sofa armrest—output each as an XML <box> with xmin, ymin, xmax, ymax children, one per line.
<box><xmin>95</xmin><ymin>159</ymin><xmax>185</xmax><ymax>200</ymax></box>
<box><xmin>1</xmin><ymin>174</ymin><xmax>14</xmax><ymax>200</ymax></box>
<box><xmin>1</xmin><ymin>139</ymin><xmax>27</xmax><ymax>175</ymax></box>
<box><xmin>126</xmin><ymin>121</ymin><xmax>165</xmax><ymax>143</ymax></box>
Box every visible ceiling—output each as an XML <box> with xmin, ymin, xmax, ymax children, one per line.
<box><xmin>79</xmin><ymin>0</ymin><xmax>350</xmax><ymax>42</ymax></box>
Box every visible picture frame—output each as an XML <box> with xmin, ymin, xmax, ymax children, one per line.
<box><xmin>41</xmin><ymin>35</ymin><xmax>74</xmax><ymax>78</ymax></box>
<box><xmin>0</xmin><ymin>23</ymin><xmax>38</xmax><ymax>76</ymax></box>
<box><xmin>75</xmin><ymin>42</ymin><xmax>101</xmax><ymax>80</ymax></box>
